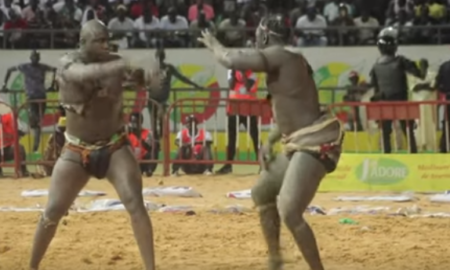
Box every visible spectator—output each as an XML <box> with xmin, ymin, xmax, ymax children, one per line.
<box><xmin>31</xmin><ymin>116</ymin><xmax>66</xmax><ymax>178</ymax></box>
<box><xmin>1</xmin><ymin>0</ymin><xmax>21</xmax><ymax>20</ymax></box>
<box><xmin>0</xmin><ymin>11</ymin><xmax>4</xmax><ymax>45</ymax></box>
<box><xmin>189</xmin><ymin>10</ymin><xmax>215</xmax><ymax>47</ymax></box>
<box><xmin>323</xmin><ymin>0</ymin><xmax>352</xmax><ymax>22</ymax></box>
<box><xmin>343</xmin><ymin>71</ymin><xmax>368</xmax><ymax>131</ymax></box>
<box><xmin>428</xmin><ymin>0</ymin><xmax>446</xmax><ymax>23</ymax></box>
<box><xmin>188</xmin><ymin>0</ymin><xmax>214</xmax><ymax>22</ymax></box>
<box><xmin>2</xmin><ymin>50</ymin><xmax>56</xmax><ymax>152</ymax></box>
<box><xmin>330</xmin><ymin>3</ymin><xmax>355</xmax><ymax>45</ymax></box>
<box><xmin>295</xmin><ymin>7</ymin><xmax>328</xmax><ymax>47</ymax></box>
<box><xmin>21</xmin><ymin>0</ymin><xmax>41</xmax><ymax>22</ymax></box>
<box><xmin>107</xmin><ymin>5</ymin><xmax>134</xmax><ymax>49</ymax></box>
<box><xmin>4</xmin><ymin>9</ymin><xmax>27</xmax><ymax>48</ymax></box>
<box><xmin>386</xmin><ymin>0</ymin><xmax>414</xmax><ymax>24</ymax></box>
<box><xmin>27</xmin><ymin>9</ymin><xmax>51</xmax><ymax>48</ymax></box>
<box><xmin>128</xmin><ymin>112</ymin><xmax>159</xmax><ymax>177</ymax></box>
<box><xmin>413</xmin><ymin>4</ymin><xmax>434</xmax><ymax>43</ymax></box>
<box><xmin>0</xmin><ymin>110</ymin><xmax>29</xmax><ymax>177</ymax></box>
<box><xmin>133</xmin><ymin>7</ymin><xmax>159</xmax><ymax>48</ymax></box>
<box><xmin>159</xmin><ymin>6</ymin><xmax>188</xmax><ymax>47</ymax></box>
<box><xmin>52</xmin><ymin>0</ymin><xmax>82</xmax><ymax>24</ymax></box>
<box><xmin>354</xmin><ymin>9</ymin><xmax>380</xmax><ymax>44</ymax></box>
<box><xmin>81</xmin><ymin>0</ymin><xmax>106</xmax><ymax>25</ymax></box>
<box><xmin>218</xmin><ymin>12</ymin><xmax>247</xmax><ymax>47</ymax></box>
<box><xmin>130</xmin><ymin>0</ymin><xmax>159</xmax><ymax>19</ymax></box>
<box><xmin>289</xmin><ymin>1</ymin><xmax>305</xmax><ymax>27</ymax></box>
<box><xmin>434</xmin><ymin>56</ymin><xmax>450</xmax><ymax>152</ymax></box>
<box><xmin>391</xmin><ymin>9</ymin><xmax>414</xmax><ymax>43</ymax></box>
<box><xmin>172</xmin><ymin>115</ymin><xmax>213</xmax><ymax>176</ymax></box>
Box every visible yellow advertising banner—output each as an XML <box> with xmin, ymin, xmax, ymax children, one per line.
<box><xmin>321</xmin><ymin>154</ymin><xmax>450</xmax><ymax>192</ymax></box>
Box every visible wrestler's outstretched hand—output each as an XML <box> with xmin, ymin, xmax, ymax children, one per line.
<box><xmin>197</xmin><ymin>30</ymin><xmax>222</xmax><ymax>50</ymax></box>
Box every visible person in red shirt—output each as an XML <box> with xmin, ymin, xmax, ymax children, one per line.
<box><xmin>127</xmin><ymin>112</ymin><xmax>159</xmax><ymax>176</ymax></box>
<box><xmin>0</xmin><ymin>111</ymin><xmax>29</xmax><ymax>177</ymax></box>
<box><xmin>130</xmin><ymin>0</ymin><xmax>159</xmax><ymax>19</ymax></box>
<box><xmin>4</xmin><ymin>10</ymin><xmax>27</xmax><ymax>48</ymax></box>
<box><xmin>172</xmin><ymin>115</ymin><xmax>213</xmax><ymax>176</ymax></box>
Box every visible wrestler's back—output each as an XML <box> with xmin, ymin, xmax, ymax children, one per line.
<box><xmin>268</xmin><ymin>50</ymin><xmax>321</xmax><ymax>136</ymax></box>
<box><xmin>61</xmin><ymin>53</ymin><xmax>126</xmax><ymax>143</ymax></box>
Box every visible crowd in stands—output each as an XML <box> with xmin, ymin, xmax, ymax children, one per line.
<box><xmin>0</xmin><ymin>0</ymin><xmax>449</xmax><ymax>49</ymax></box>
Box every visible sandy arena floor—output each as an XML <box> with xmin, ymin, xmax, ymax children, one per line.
<box><xmin>0</xmin><ymin>174</ymin><xmax>450</xmax><ymax>270</ymax></box>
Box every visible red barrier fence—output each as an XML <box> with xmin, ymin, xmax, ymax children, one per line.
<box><xmin>1</xmin><ymin>98</ymin><xmax>449</xmax><ymax>178</ymax></box>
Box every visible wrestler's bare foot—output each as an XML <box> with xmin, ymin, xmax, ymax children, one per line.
<box><xmin>268</xmin><ymin>256</ymin><xmax>283</xmax><ymax>270</ymax></box>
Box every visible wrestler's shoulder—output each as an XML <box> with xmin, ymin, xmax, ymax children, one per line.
<box><xmin>59</xmin><ymin>51</ymin><xmax>122</xmax><ymax>66</ymax></box>
<box><xmin>261</xmin><ymin>46</ymin><xmax>302</xmax><ymax>60</ymax></box>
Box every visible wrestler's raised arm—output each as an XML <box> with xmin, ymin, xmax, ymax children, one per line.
<box><xmin>59</xmin><ymin>53</ymin><xmax>128</xmax><ymax>83</ymax></box>
<box><xmin>198</xmin><ymin>30</ymin><xmax>286</xmax><ymax>72</ymax></box>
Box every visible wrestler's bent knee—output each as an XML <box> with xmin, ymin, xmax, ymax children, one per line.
<box><xmin>251</xmin><ymin>173</ymin><xmax>279</xmax><ymax>207</ymax></box>
<box><xmin>41</xmin><ymin>206</ymin><xmax>67</xmax><ymax>227</ymax></box>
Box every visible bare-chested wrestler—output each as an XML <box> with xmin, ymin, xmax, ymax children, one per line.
<box><xmin>198</xmin><ymin>15</ymin><xmax>344</xmax><ymax>270</ymax></box>
<box><xmin>29</xmin><ymin>20</ymin><xmax>157</xmax><ymax>270</ymax></box>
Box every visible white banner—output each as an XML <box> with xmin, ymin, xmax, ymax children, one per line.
<box><xmin>0</xmin><ymin>46</ymin><xmax>444</xmax><ymax>131</ymax></box>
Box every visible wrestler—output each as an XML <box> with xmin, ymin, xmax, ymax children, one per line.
<box><xmin>29</xmin><ymin>20</ymin><xmax>158</xmax><ymax>270</ymax></box>
<box><xmin>199</xmin><ymin>15</ymin><xmax>344</xmax><ymax>270</ymax></box>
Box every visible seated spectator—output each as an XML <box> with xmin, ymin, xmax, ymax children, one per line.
<box><xmin>386</xmin><ymin>0</ymin><xmax>414</xmax><ymax>25</ymax></box>
<box><xmin>295</xmin><ymin>7</ymin><xmax>328</xmax><ymax>47</ymax></box>
<box><xmin>133</xmin><ymin>7</ymin><xmax>159</xmax><ymax>48</ymax></box>
<box><xmin>240</xmin><ymin>0</ymin><xmax>267</xmax><ymax>38</ymax></box>
<box><xmin>4</xmin><ymin>9</ymin><xmax>27</xmax><ymax>48</ymax></box>
<box><xmin>0</xmin><ymin>0</ymin><xmax>21</xmax><ymax>20</ymax></box>
<box><xmin>160</xmin><ymin>6</ymin><xmax>188</xmax><ymax>48</ymax></box>
<box><xmin>354</xmin><ymin>9</ymin><xmax>380</xmax><ymax>45</ymax></box>
<box><xmin>188</xmin><ymin>0</ymin><xmax>214</xmax><ymax>22</ymax></box>
<box><xmin>189</xmin><ymin>11</ymin><xmax>215</xmax><ymax>47</ymax></box>
<box><xmin>0</xmin><ymin>110</ymin><xmax>29</xmax><ymax>177</ymax></box>
<box><xmin>52</xmin><ymin>0</ymin><xmax>82</xmax><ymax>24</ymax></box>
<box><xmin>428</xmin><ymin>0</ymin><xmax>446</xmax><ymax>23</ymax></box>
<box><xmin>218</xmin><ymin>12</ymin><xmax>247</xmax><ymax>47</ymax></box>
<box><xmin>172</xmin><ymin>115</ymin><xmax>213</xmax><ymax>176</ymax></box>
<box><xmin>330</xmin><ymin>3</ymin><xmax>355</xmax><ymax>45</ymax></box>
<box><xmin>21</xmin><ymin>0</ymin><xmax>42</xmax><ymax>22</ymax></box>
<box><xmin>413</xmin><ymin>4</ymin><xmax>434</xmax><ymax>43</ymax></box>
<box><xmin>130</xmin><ymin>0</ymin><xmax>159</xmax><ymax>19</ymax></box>
<box><xmin>26</xmin><ymin>9</ymin><xmax>51</xmax><ymax>48</ymax></box>
<box><xmin>289</xmin><ymin>1</ymin><xmax>305</xmax><ymax>27</ymax></box>
<box><xmin>31</xmin><ymin>116</ymin><xmax>66</xmax><ymax>178</ymax></box>
<box><xmin>391</xmin><ymin>9</ymin><xmax>414</xmax><ymax>43</ymax></box>
<box><xmin>107</xmin><ymin>5</ymin><xmax>134</xmax><ymax>49</ymax></box>
<box><xmin>81</xmin><ymin>0</ymin><xmax>106</xmax><ymax>25</ymax></box>
<box><xmin>128</xmin><ymin>112</ymin><xmax>159</xmax><ymax>177</ymax></box>
<box><xmin>323</xmin><ymin>0</ymin><xmax>353</xmax><ymax>22</ymax></box>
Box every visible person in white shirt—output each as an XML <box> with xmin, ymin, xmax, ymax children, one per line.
<box><xmin>52</xmin><ymin>0</ymin><xmax>82</xmax><ymax>23</ymax></box>
<box><xmin>353</xmin><ymin>9</ymin><xmax>379</xmax><ymax>45</ymax></box>
<box><xmin>295</xmin><ymin>8</ymin><xmax>328</xmax><ymax>47</ymax></box>
<box><xmin>133</xmin><ymin>7</ymin><xmax>159</xmax><ymax>47</ymax></box>
<box><xmin>323</xmin><ymin>0</ymin><xmax>352</xmax><ymax>22</ymax></box>
<box><xmin>107</xmin><ymin>4</ymin><xmax>134</xmax><ymax>49</ymax></box>
<box><xmin>0</xmin><ymin>0</ymin><xmax>21</xmax><ymax>20</ymax></box>
<box><xmin>160</xmin><ymin>6</ymin><xmax>188</xmax><ymax>47</ymax></box>
<box><xmin>172</xmin><ymin>115</ymin><xmax>214</xmax><ymax>176</ymax></box>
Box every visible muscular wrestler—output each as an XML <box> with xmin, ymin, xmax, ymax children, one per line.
<box><xmin>29</xmin><ymin>20</ymin><xmax>157</xmax><ymax>270</ymax></box>
<box><xmin>199</xmin><ymin>15</ymin><xmax>344</xmax><ymax>270</ymax></box>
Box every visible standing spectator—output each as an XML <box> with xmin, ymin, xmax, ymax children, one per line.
<box><xmin>133</xmin><ymin>7</ymin><xmax>160</xmax><ymax>47</ymax></box>
<box><xmin>81</xmin><ymin>0</ymin><xmax>106</xmax><ymax>25</ymax></box>
<box><xmin>107</xmin><ymin>5</ymin><xmax>134</xmax><ymax>49</ymax></box>
<box><xmin>343</xmin><ymin>71</ymin><xmax>368</xmax><ymax>131</ymax></box>
<box><xmin>354</xmin><ymin>9</ymin><xmax>380</xmax><ymax>45</ymax></box>
<box><xmin>295</xmin><ymin>7</ymin><xmax>328</xmax><ymax>47</ymax></box>
<box><xmin>434</xmin><ymin>57</ymin><xmax>450</xmax><ymax>152</ymax></box>
<box><xmin>218</xmin><ymin>12</ymin><xmax>247</xmax><ymax>47</ymax></box>
<box><xmin>216</xmin><ymin>69</ymin><xmax>259</xmax><ymax>175</ymax></box>
<box><xmin>188</xmin><ymin>0</ymin><xmax>214</xmax><ymax>22</ymax></box>
<box><xmin>189</xmin><ymin>11</ymin><xmax>215</xmax><ymax>47</ymax></box>
<box><xmin>330</xmin><ymin>3</ymin><xmax>355</xmax><ymax>45</ymax></box>
<box><xmin>3</xmin><ymin>9</ymin><xmax>27</xmax><ymax>48</ymax></box>
<box><xmin>2</xmin><ymin>51</ymin><xmax>57</xmax><ymax>153</ymax></box>
<box><xmin>130</xmin><ymin>0</ymin><xmax>159</xmax><ymax>19</ymax></box>
<box><xmin>323</xmin><ymin>0</ymin><xmax>352</xmax><ymax>22</ymax></box>
<box><xmin>159</xmin><ymin>6</ymin><xmax>188</xmax><ymax>47</ymax></box>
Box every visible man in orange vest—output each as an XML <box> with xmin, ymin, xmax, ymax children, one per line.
<box><xmin>216</xmin><ymin>69</ymin><xmax>260</xmax><ymax>174</ymax></box>
<box><xmin>128</xmin><ymin>112</ymin><xmax>159</xmax><ymax>176</ymax></box>
<box><xmin>0</xmin><ymin>111</ymin><xmax>29</xmax><ymax>177</ymax></box>
<box><xmin>172</xmin><ymin>115</ymin><xmax>213</xmax><ymax>175</ymax></box>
